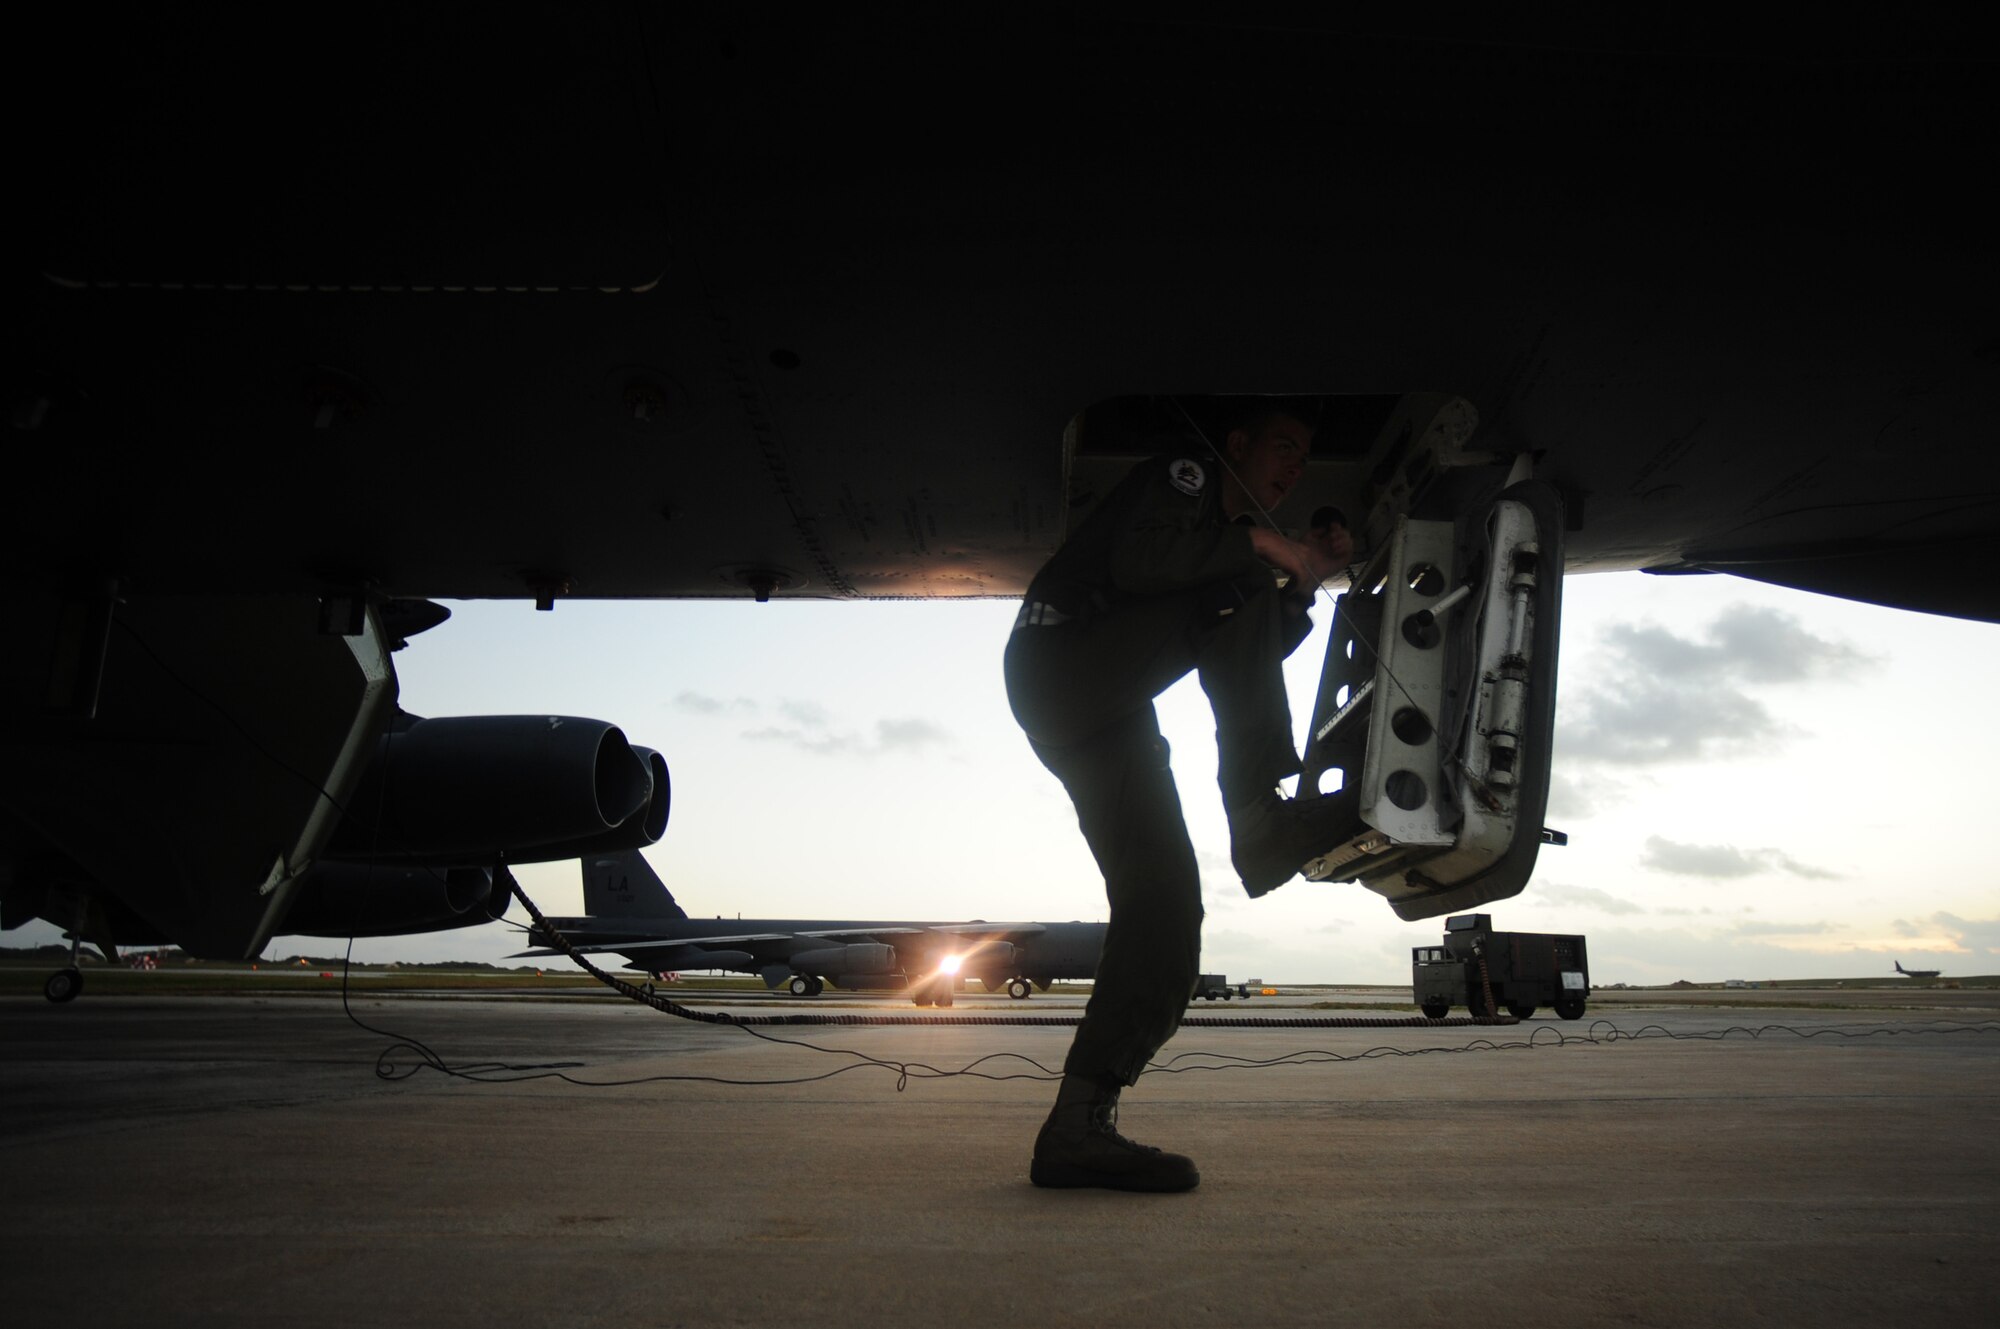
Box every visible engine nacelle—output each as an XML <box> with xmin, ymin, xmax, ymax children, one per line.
<box><xmin>283</xmin><ymin>864</ymin><xmax>501</xmax><ymax>937</ymax></box>
<box><xmin>962</xmin><ymin>940</ymin><xmax>1017</xmax><ymax>970</ymax></box>
<box><xmin>607</xmin><ymin>944</ymin><xmax>755</xmax><ymax>973</ymax></box>
<box><xmin>502</xmin><ymin>746</ymin><xmax>671</xmax><ymax>861</ymax></box>
<box><xmin>332</xmin><ymin>716</ymin><xmax>660</xmax><ymax>864</ymax></box>
<box><xmin>671</xmin><ymin>948</ymin><xmax>755</xmax><ymax>972</ymax></box>
<box><xmin>789</xmin><ymin>943</ymin><xmax>896</xmax><ymax>975</ymax></box>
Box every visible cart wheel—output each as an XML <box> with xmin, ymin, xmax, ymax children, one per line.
<box><xmin>1554</xmin><ymin>997</ymin><xmax>1586</xmax><ymax>1021</ymax></box>
<box><xmin>1465</xmin><ymin>986</ymin><xmax>1495</xmax><ymax>1018</ymax></box>
<box><xmin>1420</xmin><ymin>999</ymin><xmax>1448</xmax><ymax>1020</ymax></box>
<box><xmin>1507</xmin><ymin>1001</ymin><xmax>1537</xmax><ymax>1020</ymax></box>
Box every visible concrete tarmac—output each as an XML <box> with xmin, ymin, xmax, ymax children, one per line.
<box><xmin>4</xmin><ymin>992</ymin><xmax>1997</xmax><ymax>1328</ymax></box>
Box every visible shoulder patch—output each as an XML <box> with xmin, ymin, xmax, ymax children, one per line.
<box><xmin>1166</xmin><ymin>458</ymin><xmax>1207</xmax><ymax>497</ymax></box>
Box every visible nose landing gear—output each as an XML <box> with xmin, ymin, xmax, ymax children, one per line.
<box><xmin>43</xmin><ymin>931</ymin><xmax>89</xmax><ymax>1004</ymax></box>
<box><xmin>910</xmin><ymin>976</ymin><xmax>955</xmax><ymax>1007</ymax></box>
<box><xmin>44</xmin><ymin>965</ymin><xmax>83</xmax><ymax>1004</ymax></box>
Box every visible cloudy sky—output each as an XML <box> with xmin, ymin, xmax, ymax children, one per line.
<box><xmin>13</xmin><ymin>570</ymin><xmax>1996</xmax><ymax>984</ymax></box>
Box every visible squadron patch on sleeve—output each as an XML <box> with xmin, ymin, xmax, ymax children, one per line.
<box><xmin>1167</xmin><ymin>458</ymin><xmax>1207</xmax><ymax>496</ymax></box>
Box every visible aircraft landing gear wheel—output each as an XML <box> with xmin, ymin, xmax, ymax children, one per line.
<box><xmin>44</xmin><ymin>968</ymin><xmax>83</xmax><ymax>1004</ymax></box>
<box><xmin>1507</xmin><ymin>1001</ymin><xmax>1537</xmax><ymax>1020</ymax></box>
<box><xmin>1007</xmin><ymin>979</ymin><xmax>1031</xmax><ymax>1000</ymax></box>
<box><xmin>935</xmin><ymin>985</ymin><xmax>953</xmax><ymax>1008</ymax></box>
<box><xmin>788</xmin><ymin>975</ymin><xmax>815</xmax><ymax>997</ymax></box>
<box><xmin>1554</xmin><ymin>997</ymin><xmax>1586</xmax><ymax>1021</ymax></box>
<box><xmin>1420</xmin><ymin>999</ymin><xmax>1448</xmax><ymax>1020</ymax></box>
<box><xmin>807</xmin><ymin>976</ymin><xmax>824</xmax><ymax>996</ymax></box>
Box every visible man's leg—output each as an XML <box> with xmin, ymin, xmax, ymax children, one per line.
<box><xmin>1035</xmin><ymin>707</ymin><xmax>1203</xmax><ymax>1086</ymax></box>
<box><xmin>1194</xmin><ymin>579</ymin><xmax>1307</xmax><ymax>807</ymax></box>
<box><xmin>1193</xmin><ymin>583</ymin><xmax>1365</xmax><ymax>896</ymax></box>
<box><xmin>1023</xmin><ymin>706</ymin><xmax>1203</xmax><ymax>1191</ymax></box>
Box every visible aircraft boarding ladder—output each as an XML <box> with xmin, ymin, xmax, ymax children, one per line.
<box><xmin>1299</xmin><ymin>480</ymin><xmax>1566</xmax><ymax>921</ymax></box>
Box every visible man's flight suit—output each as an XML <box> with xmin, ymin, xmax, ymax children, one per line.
<box><xmin>1005</xmin><ymin>450</ymin><xmax>1314</xmax><ymax>1087</ymax></box>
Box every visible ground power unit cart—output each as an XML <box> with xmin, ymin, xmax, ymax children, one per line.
<box><xmin>1412</xmin><ymin>913</ymin><xmax>1589</xmax><ymax>1020</ymax></box>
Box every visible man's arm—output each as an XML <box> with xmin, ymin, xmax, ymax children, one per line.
<box><xmin>1250</xmin><ymin>520</ymin><xmax>1353</xmax><ymax>596</ymax></box>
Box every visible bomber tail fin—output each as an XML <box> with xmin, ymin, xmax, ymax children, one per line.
<box><xmin>581</xmin><ymin>851</ymin><xmax>688</xmax><ymax>920</ymax></box>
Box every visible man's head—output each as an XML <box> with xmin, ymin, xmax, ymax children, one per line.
<box><xmin>1221</xmin><ymin>406</ymin><xmax>1314</xmax><ymax>518</ymax></box>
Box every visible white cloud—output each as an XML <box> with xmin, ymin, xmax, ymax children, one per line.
<box><xmin>1732</xmin><ymin>919</ymin><xmax>1834</xmax><ymax>937</ymax></box>
<box><xmin>1557</xmin><ymin>603</ymin><xmax>1875</xmax><ymax>768</ymax></box>
<box><xmin>743</xmin><ymin>706</ymin><xmax>956</xmax><ymax>759</ymax></box>
<box><xmin>875</xmin><ymin>717</ymin><xmax>951</xmax><ymax>752</ymax></box>
<box><xmin>778</xmin><ymin>699</ymin><xmax>831</xmax><ymax>726</ymax></box>
<box><xmin>673</xmin><ymin>690</ymin><xmax>758</xmax><ymax>715</ymax></box>
<box><xmin>1532</xmin><ymin>882</ymin><xmax>1645</xmax><ymax>916</ymax></box>
<box><xmin>1888</xmin><ymin>911</ymin><xmax>2000</xmax><ymax>957</ymax></box>
<box><xmin>1640</xmin><ymin>836</ymin><xmax>1838</xmax><ymax>881</ymax></box>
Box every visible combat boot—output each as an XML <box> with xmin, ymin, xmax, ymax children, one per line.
<box><xmin>1030</xmin><ymin>1083</ymin><xmax>1199</xmax><ymax>1193</ymax></box>
<box><xmin>1228</xmin><ymin>788</ymin><xmax>1364</xmax><ymax>898</ymax></box>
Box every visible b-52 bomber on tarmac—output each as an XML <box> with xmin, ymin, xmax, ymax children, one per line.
<box><xmin>516</xmin><ymin>852</ymin><xmax>1106</xmax><ymax>1007</ymax></box>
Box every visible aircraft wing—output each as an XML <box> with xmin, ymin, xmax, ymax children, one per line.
<box><xmin>927</xmin><ymin>923</ymin><xmax>1050</xmax><ymax>938</ymax></box>
<box><xmin>529</xmin><ymin>934</ymin><xmax>792</xmax><ymax>956</ymax></box>
<box><xmin>790</xmin><ymin>923</ymin><xmax>1051</xmax><ymax>940</ymax></box>
<box><xmin>792</xmin><ymin>928</ymin><xmax>927</xmax><ymax>940</ymax></box>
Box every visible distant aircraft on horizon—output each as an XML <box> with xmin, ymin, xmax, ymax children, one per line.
<box><xmin>515</xmin><ymin>851</ymin><xmax>1106</xmax><ymax>1007</ymax></box>
<box><xmin>1895</xmin><ymin>961</ymin><xmax>1942</xmax><ymax>979</ymax></box>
